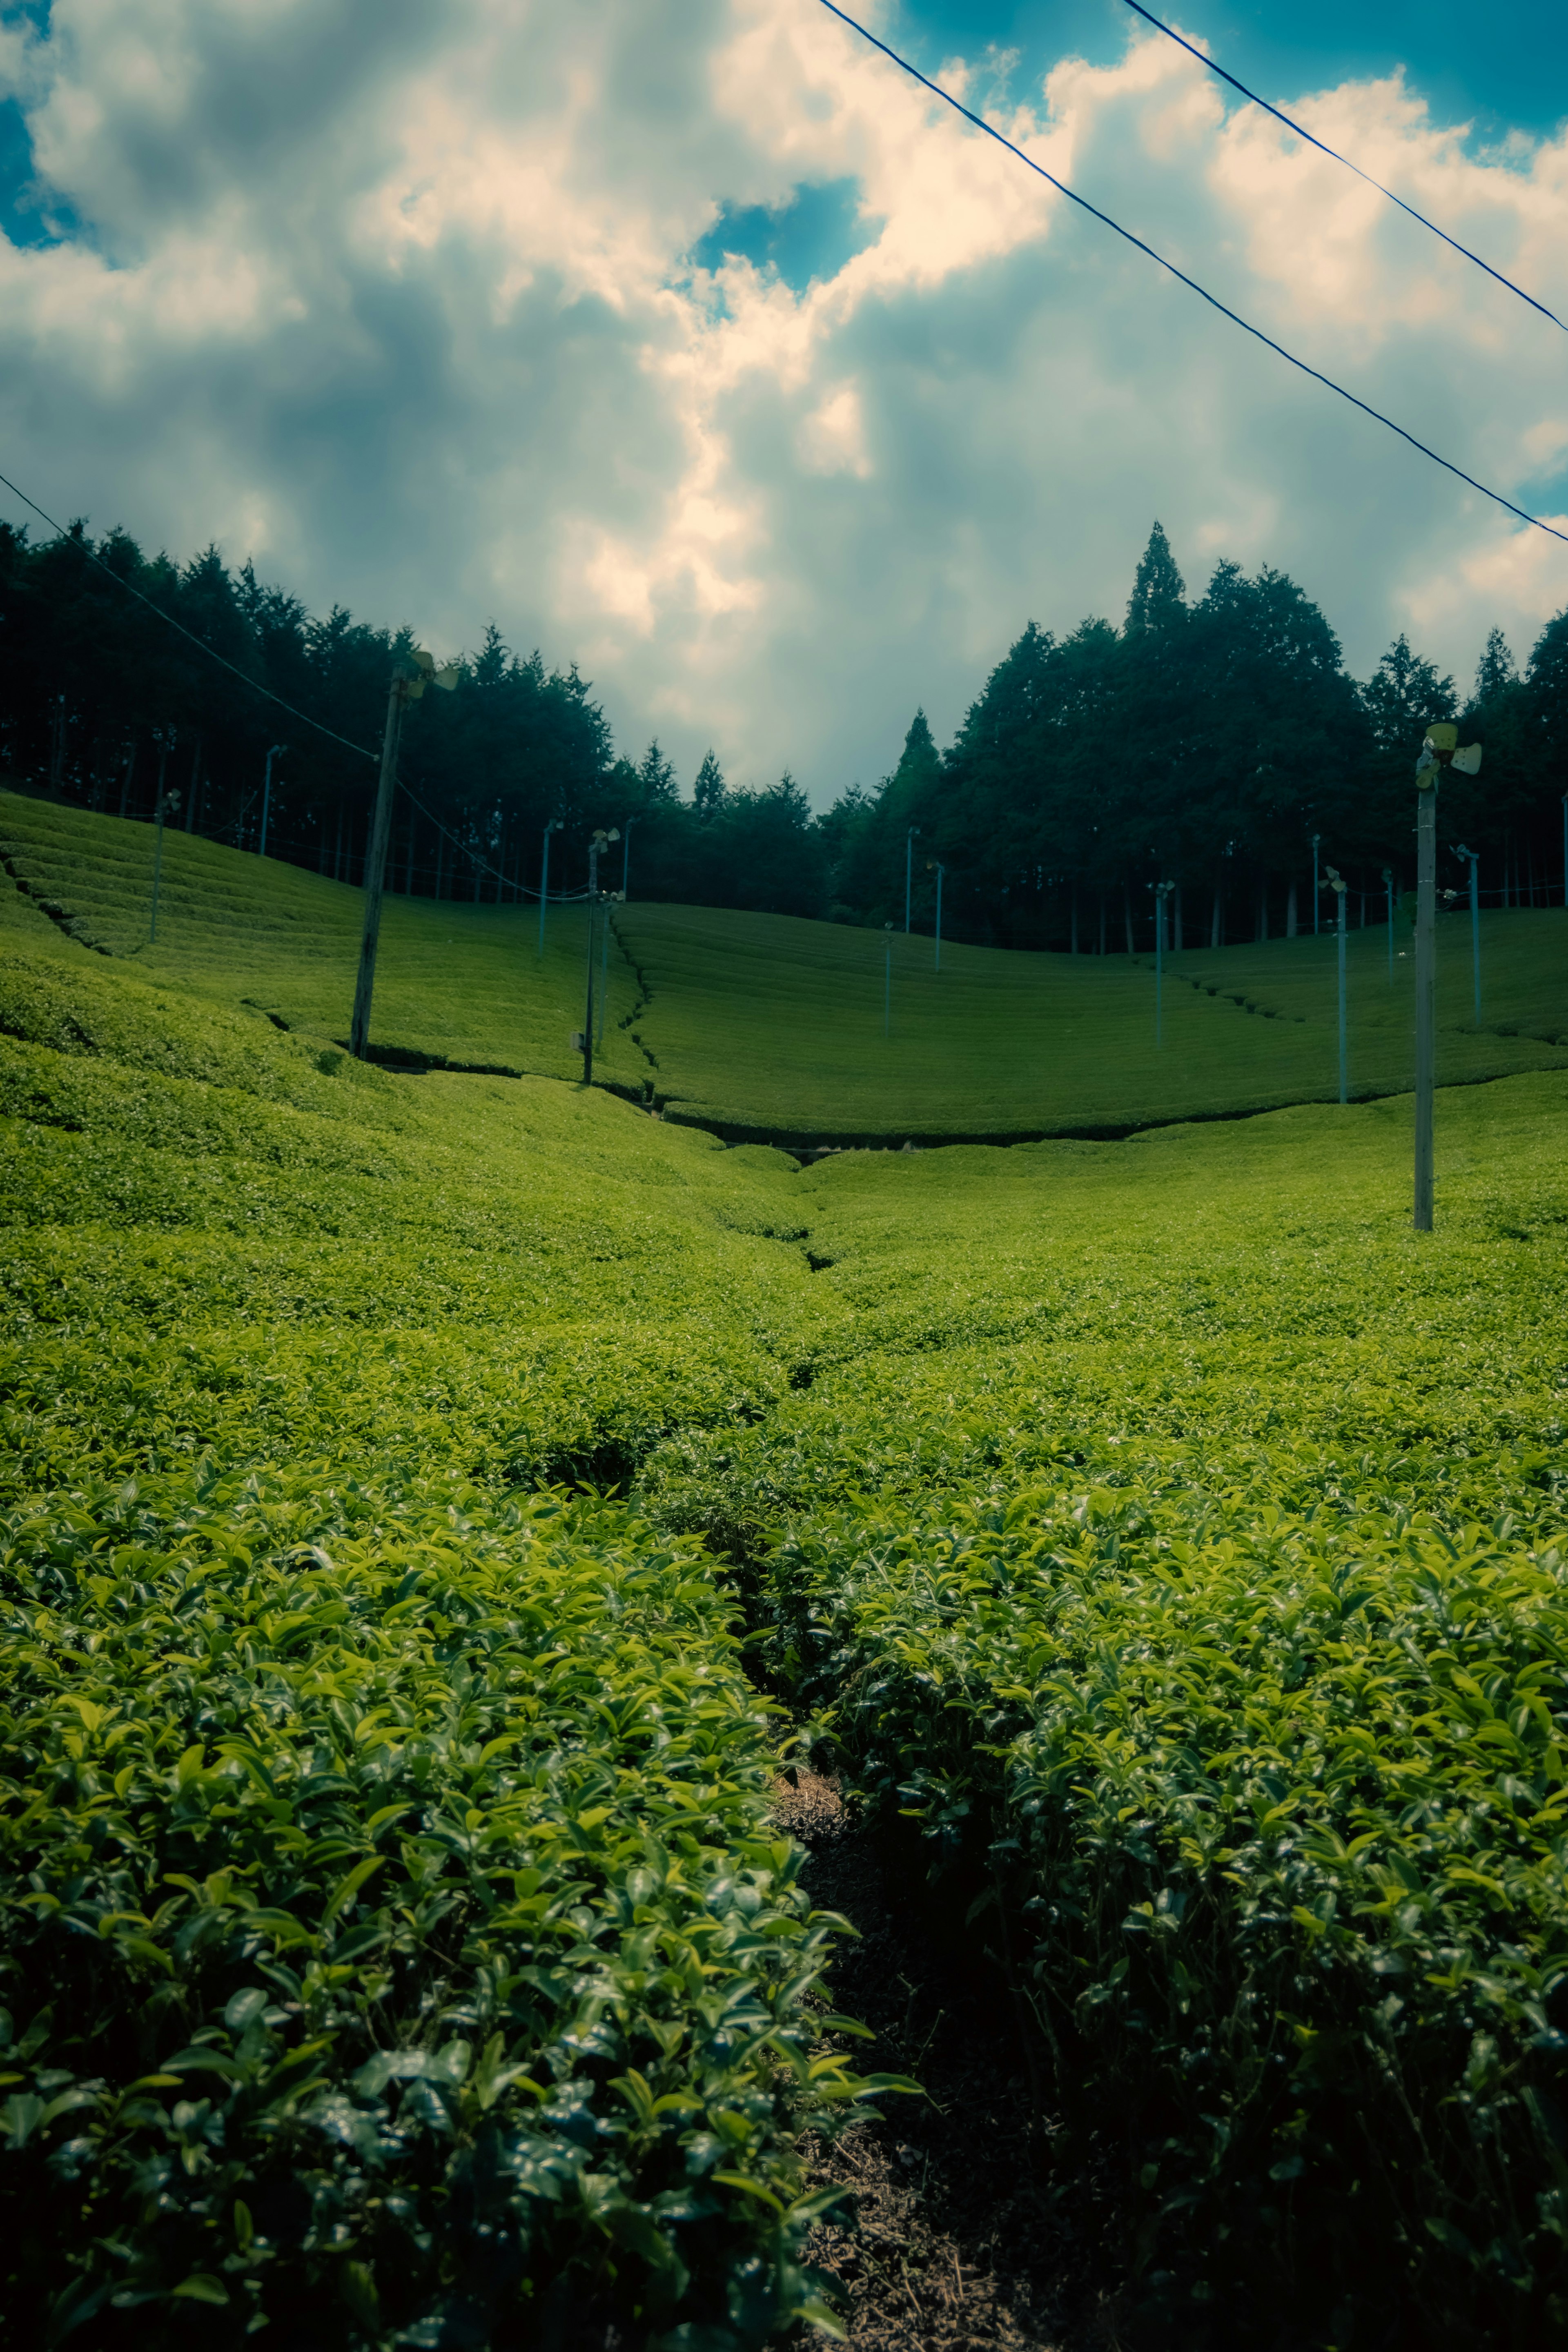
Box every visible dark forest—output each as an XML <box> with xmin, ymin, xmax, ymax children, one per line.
<box><xmin>3</xmin><ymin>517</ymin><xmax>1564</xmax><ymax>949</ymax></box>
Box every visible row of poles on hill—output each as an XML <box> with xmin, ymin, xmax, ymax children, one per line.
<box><xmin>346</xmin><ymin>655</ymin><xmax>630</xmax><ymax>1086</ymax></box>
<box><xmin>270</xmin><ymin>660</ymin><xmax>1489</xmax><ymax>1238</ymax></box>
<box><xmin>139</xmin><ymin>653</ymin><xmax>632</xmax><ymax>1089</ymax></box>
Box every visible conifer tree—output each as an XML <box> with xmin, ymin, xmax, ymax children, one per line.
<box><xmin>1474</xmin><ymin>626</ymin><xmax>1516</xmax><ymax>705</ymax></box>
<box><xmin>1123</xmin><ymin>521</ymin><xmax>1186</xmax><ymax>637</ymax></box>
<box><xmin>636</xmin><ymin>739</ymin><xmax>678</xmax><ymax>803</ymax></box>
<box><xmin>693</xmin><ymin>749</ymin><xmax>726</xmax><ymax>815</ymax></box>
<box><xmin>1361</xmin><ymin>635</ymin><xmax>1457</xmax><ymax>753</ymax></box>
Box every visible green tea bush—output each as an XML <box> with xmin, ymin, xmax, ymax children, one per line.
<box><xmin>0</xmin><ymin>791</ymin><xmax>647</xmax><ymax>1094</ymax></box>
<box><xmin>0</xmin><ymin>1466</ymin><xmax>891</xmax><ymax>2348</ymax></box>
<box><xmin>0</xmin><ymin>940</ymin><xmax>904</xmax><ymax>2342</ymax></box>
<box><xmin>5</xmin><ymin>839</ymin><xmax>1568</xmax><ymax>2344</ymax></box>
<box><xmin>766</xmin><ymin>1448</ymin><xmax>1568</xmax><ymax>2339</ymax></box>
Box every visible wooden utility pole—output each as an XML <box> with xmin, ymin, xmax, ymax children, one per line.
<box><xmin>149</xmin><ymin>742</ymin><xmax>174</xmax><ymax>943</ymax></box>
<box><xmin>350</xmin><ymin>674</ymin><xmax>412</xmax><ymax>1060</ymax></box>
<box><xmin>48</xmin><ymin>696</ymin><xmax>66</xmax><ymax>798</ymax></box>
<box><xmin>1413</xmin><ymin>775</ymin><xmax>1436</xmax><ymax>1230</ymax></box>
<box><xmin>1412</xmin><ymin>726</ymin><xmax>1482</xmax><ymax>1232</ymax></box>
<box><xmin>350</xmin><ymin>652</ymin><xmax>455</xmax><ymax>1061</ymax></box>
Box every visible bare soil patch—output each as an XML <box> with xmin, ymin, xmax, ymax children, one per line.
<box><xmin>773</xmin><ymin>1773</ymin><xmax>1133</xmax><ymax>2352</ymax></box>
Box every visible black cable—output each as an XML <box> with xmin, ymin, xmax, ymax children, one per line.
<box><xmin>0</xmin><ymin>466</ymin><xmax>381</xmax><ymax>761</ymax></box>
<box><xmin>1120</xmin><ymin>0</ymin><xmax>1565</xmax><ymax>334</ymax></box>
<box><xmin>1</xmin><ymin>461</ymin><xmax>603</xmax><ymax>899</ymax></box>
<box><xmin>817</xmin><ymin>1</ymin><xmax>1568</xmax><ymax>547</ymax></box>
<box><xmin>393</xmin><ymin>772</ymin><xmax>590</xmax><ymax>900</ymax></box>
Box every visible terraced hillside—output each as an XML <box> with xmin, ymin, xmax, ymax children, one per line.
<box><xmin>1</xmin><ymin>827</ymin><xmax>1566</xmax><ymax>2345</ymax></box>
<box><xmin>617</xmin><ymin>899</ymin><xmax>1568</xmax><ymax>1139</ymax></box>
<box><xmin>4</xmin><ymin>788</ymin><xmax>1563</xmax><ymax>1143</ymax></box>
<box><xmin>0</xmin><ymin>788</ymin><xmax>650</xmax><ymax>1095</ymax></box>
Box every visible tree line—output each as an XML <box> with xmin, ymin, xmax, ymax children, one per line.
<box><xmin>2</xmin><ymin>516</ymin><xmax>1564</xmax><ymax>948</ymax></box>
<box><xmin>837</xmin><ymin>523</ymin><xmax>1568</xmax><ymax>951</ymax></box>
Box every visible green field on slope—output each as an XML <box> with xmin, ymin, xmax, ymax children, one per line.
<box><xmin>2</xmin><ymin>794</ymin><xmax>1568</xmax><ymax>2341</ymax></box>
<box><xmin>5</xmin><ymin>788</ymin><xmax>1564</xmax><ymax>1140</ymax></box>
<box><xmin>0</xmin><ymin>789</ymin><xmax>652</xmax><ymax>1096</ymax></box>
<box><xmin>618</xmin><ymin>899</ymin><xmax>1568</xmax><ymax>1139</ymax></box>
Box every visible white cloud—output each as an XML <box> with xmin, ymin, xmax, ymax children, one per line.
<box><xmin>2</xmin><ymin>0</ymin><xmax>1566</xmax><ymax>797</ymax></box>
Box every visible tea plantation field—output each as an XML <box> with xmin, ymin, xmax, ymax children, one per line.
<box><xmin>0</xmin><ymin>789</ymin><xmax>651</xmax><ymax>1096</ymax></box>
<box><xmin>618</xmin><ymin>900</ymin><xmax>1568</xmax><ymax>1142</ymax></box>
<box><xmin>1</xmin><ymin>806</ymin><xmax>1566</xmax><ymax>2345</ymax></box>
<box><xmin>4</xmin><ymin>788</ymin><xmax>1565</xmax><ymax>1140</ymax></box>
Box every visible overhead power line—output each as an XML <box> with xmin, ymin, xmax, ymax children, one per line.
<box><xmin>393</xmin><ymin>773</ymin><xmax>590</xmax><ymax>901</ymax></box>
<box><xmin>0</xmin><ymin>461</ymin><xmax>597</xmax><ymax>901</ymax></box>
<box><xmin>816</xmin><ymin>1</ymin><xmax>1568</xmax><ymax>548</ymax></box>
<box><xmin>0</xmin><ymin>465</ymin><xmax>380</xmax><ymax>762</ymax></box>
<box><xmin>1120</xmin><ymin>0</ymin><xmax>1566</xmax><ymax>334</ymax></box>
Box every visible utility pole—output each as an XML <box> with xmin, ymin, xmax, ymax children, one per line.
<box><xmin>351</xmin><ymin>651</ymin><xmax>455</xmax><ymax>1061</ymax></box>
<box><xmin>259</xmin><ymin>745</ymin><xmax>285</xmax><ymax>858</ymax></box>
<box><xmin>149</xmin><ymin>743</ymin><xmax>175</xmax><ymax>943</ymax></box>
<box><xmin>1325</xmin><ymin>865</ymin><xmax>1348</xmax><ymax>1101</ymax></box>
<box><xmin>1454</xmin><ymin>843</ymin><xmax>1481</xmax><ymax>1022</ymax></box>
<box><xmin>599</xmin><ymin>891</ymin><xmax>611</xmax><ymax>1046</ymax></box>
<box><xmin>539</xmin><ymin>819</ymin><xmax>561</xmax><ymax>958</ymax></box>
<box><xmin>1153</xmin><ymin>880</ymin><xmax>1174</xmax><ymax>1045</ymax></box>
<box><xmin>905</xmin><ymin>826</ymin><xmax>919</xmax><ymax>932</ymax></box>
<box><xmin>1413</xmin><ymin>724</ymin><xmax>1482</xmax><ymax>1231</ymax></box>
<box><xmin>48</xmin><ymin>695</ymin><xmax>64</xmax><ymax>798</ymax></box>
<box><xmin>1382</xmin><ymin>866</ymin><xmax>1394</xmax><ymax>978</ymax></box>
<box><xmin>580</xmin><ymin>829</ymin><xmax>619</xmax><ymax>1082</ymax></box>
<box><xmin>581</xmin><ymin>898</ymin><xmax>597</xmax><ymax>1085</ymax></box>
<box><xmin>1413</xmin><ymin>774</ymin><xmax>1437</xmax><ymax>1229</ymax></box>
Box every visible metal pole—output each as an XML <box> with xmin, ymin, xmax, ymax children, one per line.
<box><xmin>539</xmin><ymin>822</ymin><xmax>558</xmax><ymax>959</ymax></box>
<box><xmin>934</xmin><ymin>864</ymin><xmax>943</xmax><ymax>971</ymax></box>
<box><xmin>583</xmin><ymin>840</ymin><xmax>599</xmax><ymax>1085</ymax></box>
<box><xmin>1156</xmin><ymin>889</ymin><xmax>1164</xmax><ymax>1046</ymax></box>
<box><xmin>1414</xmin><ymin>782</ymin><xmax>1436</xmax><ymax>1232</ymax></box>
<box><xmin>1312</xmin><ymin>833</ymin><xmax>1321</xmax><ymax>935</ymax></box>
<box><xmin>260</xmin><ymin>745</ymin><xmax>283</xmax><ymax>858</ymax></box>
<box><xmin>350</xmin><ymin>676</ymin><xmax>408</xmax><ymax>1061</ymax></box>
<box><xmin>1383</xmin><ymin>867</ymin><xmax>1394</xmax><ymax>978</ymax></box>
<box><xmin>1336</xmin><ymin>884</ymin><xmax>1347</xmax><ymax>1103</ymax></box>
<box><xmin>149</xmin><ymin>742</ymin><xmax>171</xmax><ymax>943</ymax></box>
<box><xmin>599</xmin><ymin>892</ymin><xmax>610</xmax><ymax>1046</ymax></box>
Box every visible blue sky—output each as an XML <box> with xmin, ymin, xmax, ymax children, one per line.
<box><xmin>0</xmin><ymin>1</ymin><xmax>1565</xmax><ymax>796</ymax></box>
<box><xmin>687</xmin><ymin>5</ymin><xmax>1567</xmax><ymax>305</ymax></box>
<box><xmin>909</xmin><ymin>0</ymin><xmax>1568</xmax><ymax>141</ymax></box>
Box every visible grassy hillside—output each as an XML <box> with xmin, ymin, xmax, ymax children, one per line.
<box><xmin>1</xmin><ymin>871</ymin><xmax>1566</xmax><ymax>2340</ymax></box>
<box><xmin>618</xmin><ymin>899</ymin><xmax>1568</xmax><ymax>1140</ymax></box>
<box><xmin>5</xmin><ymin>789</ymin><xmax>1563</xmax><ymax>1142</ymax></box>
<box><xmin>0</xmin><ymin>789</ymin><xmax>652</xmax><ymax>1095</ymax></box>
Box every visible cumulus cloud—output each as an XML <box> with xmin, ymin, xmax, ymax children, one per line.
<box><xmin>1</xmin><ymin>0</ymin><xmax>1565</xmax><ymax>796</ymax></box>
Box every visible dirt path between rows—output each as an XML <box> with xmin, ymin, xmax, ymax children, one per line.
<box><xmin>775</xmin><ymin>1774</ymin><xmax>1134</xmax><ymax>2352</ymax></box>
